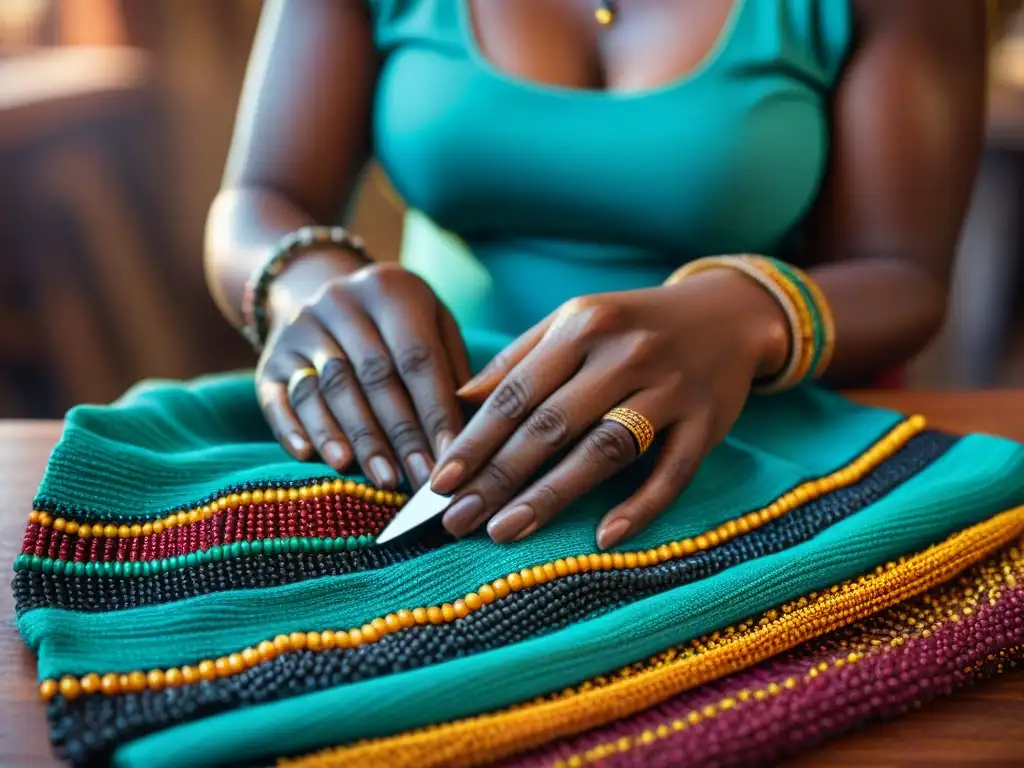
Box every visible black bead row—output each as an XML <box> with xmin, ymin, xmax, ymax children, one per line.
<box><xmin>43</xmin><ymin>432</ymin><xmax>954</xmax><ymax>767</ymax></box>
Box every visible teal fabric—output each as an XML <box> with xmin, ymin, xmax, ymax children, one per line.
<box><xmin>15</xmin><ymin>331</ymin><xmax>1024</xmax><ymax>766</ymax></box>
<box><xmin>114</xmin><ymin>434</ymin><xmax>1024</xmax><ymax>768</ymax></box>
<box><xmin>370</xmin><ymin>0</ymin><xmax>853</xmax><ymax>336</ymax></box>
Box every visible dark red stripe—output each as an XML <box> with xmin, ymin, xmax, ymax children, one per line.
<box><xmin>21</xmin><ymin>496</ymin><xmax>398</xmax><ymax>563</ymax></box>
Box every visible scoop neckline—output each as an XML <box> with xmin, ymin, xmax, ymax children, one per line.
<box><xmin>457</xmin><ymin>0</ymin><xmax>748</xmax><ymax>101</ymax></box>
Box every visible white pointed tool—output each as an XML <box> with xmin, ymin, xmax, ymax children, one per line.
<box><xmin>375</xmin><ymin>484</ymin><xmax>453</xmax><ymax>544</ymax></box>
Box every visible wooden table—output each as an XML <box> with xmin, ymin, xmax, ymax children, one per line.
<box><xmin>2</xmin><ymin>392</ymin><xmax>1022</xmax><ymax>767</ymax></box>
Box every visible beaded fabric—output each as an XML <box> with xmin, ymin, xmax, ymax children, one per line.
<box><xmin>11</xmin><ymin>345</ymin><xmax>1024</xmax><ymax>767</ymax></box>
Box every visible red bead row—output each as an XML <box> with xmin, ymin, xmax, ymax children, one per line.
<box><xmin>22</xmin><ymin>495</ymin><xmax>396</xmax><ymax>564</ymax></box>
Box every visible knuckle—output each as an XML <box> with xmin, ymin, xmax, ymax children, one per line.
<box><xmin>288</xmin><ymin>376</ymin><xmax>320</xmax><ymax>407</ymax></box>
<box><xmin>583</xmin><ymin>423</ymin><xmax>636</xmax><ymax>465</ymax></box>
<box><xmin>344</xmin><ymin>425</ymin><xmax>381</xmax><ymax>454</ymax></box>
<box><xmin>318</xmin><ymin>357</ymin><xmax>357</xmax><ymax>393</ymax></box>
<box><xmin>490</xmin><ymin>377</ymin><xmax>532</xmax><ymax>420</ymax></box>
<box><xmin>525</xmin><ymin>404</ymin><xmax>571</xmax><ymax>448</ymax></box>
<box><xmin>395</xmin><ymin>342</ymin><xmax>434</xmax><ymax>377</ymax></box>
<box><xmin>564</xmin><ymin>299</ymin><xmax>622</xmax><ymax>340</ymax></box>
<box><xmin>420</xmin><ymin>405</ymin><xmax>451</xmax><ymax>436</ymax></box>
<box><xmin>356</xmin><ymin>353</ymin><xmax>397</xmax><ymax>391</ymax></box>
<box><xmin>482</xmin><ymin>459</ymin><xmax>518</xmax><ymax>495</ymax></box>
<box><xmin>621</xmin><ymin>330</ymin><xmax>659</xmax><ymax>368</ymax></box>
<box><xmin>386</xmin><ymin>420</ymin><xmax>425</xmax><ymax>454</ymax></box>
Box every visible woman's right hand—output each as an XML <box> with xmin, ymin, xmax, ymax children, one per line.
<box><xmin>256</xmin><ymin>262</ymin><xmax>471</xmax><ymax>490</ymax></box>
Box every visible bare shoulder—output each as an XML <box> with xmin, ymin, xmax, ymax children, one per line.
<box><xmin>851</xmin><ymin>0</ymin><xmax>987</xmax><ymax>55</ymax></box>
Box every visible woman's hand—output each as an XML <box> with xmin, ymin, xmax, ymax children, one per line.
<box><xmin>431</xmin><ymin>268</ymin><xmax>789</xmax><ymax>549</ymax></box>
<box><xmin>256</xmin><ymin>262</ymin><xmax>470</xmax><ymax>490</ymax></box>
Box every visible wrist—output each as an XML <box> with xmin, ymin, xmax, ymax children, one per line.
<box><xmin>265</xmin><ymin>249</ymin><xmax>368</xmax><ymax>331</ymax></box>
<box><xmin>664</xmin><ymin>267</ymin><xmax>790</xmax><ymax>379</ymax></box>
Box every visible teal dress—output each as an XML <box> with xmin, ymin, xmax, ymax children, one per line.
<box><xmin>370</xmin><ymin>0</ymin><xmax>851</xmax><ymax>345</ymax></box>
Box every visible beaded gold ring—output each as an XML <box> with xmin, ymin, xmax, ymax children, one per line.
<box><xmin>603</xmin><ymin>406</ymin><xmax>656</xmax><ymax>455</ymax></box>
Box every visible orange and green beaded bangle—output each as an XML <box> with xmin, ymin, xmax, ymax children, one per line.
<box><xmin>748</xmin><ymin>257</ymin><xmax>819</xmax><ymax>391</ymax></box>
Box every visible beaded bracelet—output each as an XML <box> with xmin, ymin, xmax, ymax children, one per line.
<box><xmin>664</xmin><ymin>255</ymin><xmax>835</xmax><ymax>393</ymax></box>
<box><xmin>239</xmin><ymin>226</ymin><xmax>369</xmax><ymax>352</ymax></box>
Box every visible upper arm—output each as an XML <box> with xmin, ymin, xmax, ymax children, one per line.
<box><xmin>223</xmin><ymin>0</ymin><xmax>379</xmax><ymax>222</ymax></box>
<box><xmin>808</xmin><ymin>0</ymin><xmax>987</xmax><ymax>283</ymax></box>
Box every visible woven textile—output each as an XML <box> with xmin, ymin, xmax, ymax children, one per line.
<box><xmin>12</xmin><ymin>340</ymin><xmax>1024</xmax><ymax>766</ymax></box>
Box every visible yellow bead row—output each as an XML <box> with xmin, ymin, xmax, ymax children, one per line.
<box><xmin>38</xmin><ymin>417</ymin><xmax>924</xmax><ymax>703</ymax></box>
<box><xmin>28</xmin><ymin>480</ymin><xmax>409</xmax><ymax>539</ymax></box>
<box><xmin>277</xmin><ymin>504</ymin><xmax>1024</xmax><ymax>768</ymax></box>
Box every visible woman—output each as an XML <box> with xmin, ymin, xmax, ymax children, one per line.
<box><xmin>205</xmin><ymin>0</ymin><xmax>986</xmax><ymax>550</ymax></box>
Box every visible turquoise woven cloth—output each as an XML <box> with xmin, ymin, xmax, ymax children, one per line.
<box><xmin>13</xmin><ymin>334</ymin><xmax>1024</xmax><ymax>767</ymax></box>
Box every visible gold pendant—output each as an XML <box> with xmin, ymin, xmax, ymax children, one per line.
<box><xmin>595</xmin><ymin>1</ymin><xmax>615</xmax><ymax>26</ymax></box>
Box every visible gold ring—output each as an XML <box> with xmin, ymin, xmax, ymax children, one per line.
<box><xmin>602</xmin><ymin>406</ymin><xmax>656</xmax><ymax>456</ymax></box>
<box><xmin>286</xmin><ymin>366</ymin><xmax>318</xmax><ymax>401</ymax></box>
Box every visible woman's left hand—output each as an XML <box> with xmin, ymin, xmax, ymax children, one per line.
<box><xmin>431</xmin><ymin>267</ymin><xmax>790</xmax><ymax>549</ymax></box>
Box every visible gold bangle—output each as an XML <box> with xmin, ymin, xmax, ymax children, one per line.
<box><xmin>784</xmin><ymin>263</ymin><xmax>836</xmax><ymax>380</ymax></box>
<box><xmin>602</xmin><ymin>407</ymin><xmax>656</xmax><ymax>456</ymax></box>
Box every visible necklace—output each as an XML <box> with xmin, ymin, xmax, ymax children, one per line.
<box><xmin>595</xmin><ymin>0</ymin><xmax>616</xmax><ymax>26</ymax></box>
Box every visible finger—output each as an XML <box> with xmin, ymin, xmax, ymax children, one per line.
<box><xmin>438</xmin><ymin>303</ymin><xmax>472</xmax><ymax>390</ymax></box>
<box><xmin>256</xmin><ymin>359</ymin><xmax>313</xmax><ymax>461</ymax></box>
<box><xmin>318</xmin><ymin>301</ymin><xmax>432</xmax><ymax>489</ymax></box>
<box><xmin>439</xmin><ymin>358</ymin><xmax>630</xmax><ymax>538</ymax></box>
<box><xmin>456</xmin><ymin>315</ymin><xmax>554</xmax><ymax>401</ymax></box>
<box><xmin>430</xmin><ymin>325</ymin><xmax>586</xmax><ymax>495</ymax></box>
<box><xmin>596</xmin><ymin>414</ymin><xmax>713</xmax><ymax>550</ymax></box>
<box><xmin>369</xmin><ymin>299</ymin><xmax>465</xmax><ymax>463</ymax></box>
<box><xmin>283</xmin><ymin>345</ymin><xmax>354</xmax><ymax>472</ymax></box>
<box><xmin>483</xmin><ymin>390</ymin><xmax>668</xmax><ymax>544</ymax></box>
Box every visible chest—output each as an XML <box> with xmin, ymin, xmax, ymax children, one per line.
<box><xmin>372</xmin><ymin>0</ymin><xmax>840</xmax><ymax>256</ymax></box>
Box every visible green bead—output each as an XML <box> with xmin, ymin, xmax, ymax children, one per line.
<box><xmin>229</xmin><ymin>542</ymin><xmax>242</xmax><ymax>558</ymax></box>
<box><xmin>41</xmin><ymin>558</ymin><xmax>54</xmax><ymax>575</ymax></box>
<box><xmin>175</xmin><ymin>555</ymin><xmax>186</xmax><ymax>568</ymax></box>
<box><xmin>113</xmin><ymin>562</ymin><xmax>124</xmax><ymax>577</ymax></box>
<box><xmin>85</xmin><ymin>561</ymin><xmax>97</xmax><ymax>577</ymax></box>
<box><xmin>250</xmin><ymin>540</ymin><xmax>263</xmax><ymax>555</ymax></box>
<box><xmin>299</xmin><ymin>538</ymin><xmax>311</xmax><ymax>552</ymax></box>
<box><xmin>288</xmin><ymin>538</ymin><xmax>300</xmax><ymax>553</ymax></box>
<box><xmin>74</xmin><ymin>562</ymin><xmax>85</xmax><ymax>577</ymax></box>
<box><xmin>210</xmin><ymin>545</ymin><xmax>223</xmax><ymax>562</ymax></box>
<box><xmin>240</xmin><ymin>541</ymin><xmax>251</xmax><ymax>556</ymax></box>
<box><xmin>357</xmin><ymin>535</ymin><xmax>370</xmax><ymax>547</ymax></box>
<box><xmin>311</xmin><ymin>538</ymin><xmax>323</xmax><ymax>552</ymax></box>
<box><xmin>346</xmin><ymin>537</ymin><xmax>358</xmax><ymax>551</ymax></box>
<box><xmin>30</xmin><ymin>555</ymin><xmax>43</xmax><ymax>573</ymax></box>
<box><xmin>13</xmin><ymin>554</ymin><xmax>27</xmax><ymax>571</ymax></box>
<box><xmin>185</xmin><ymin>553</ymin><xmax>196</xmax><ymax>567</ymax></box>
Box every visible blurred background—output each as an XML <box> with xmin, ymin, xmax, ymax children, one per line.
<box><xmin>0</xmin><ymin>0</ymin><xmax>1022</xmax><ymax>418</ymax></box>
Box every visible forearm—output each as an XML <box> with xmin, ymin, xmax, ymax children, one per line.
<box><xmin>204</xmin><ymin>187</ymin><xmax>369</xmax><ymax>330</ymax></box>
<box><xmin>809</xmin><ymin>256</ymin><xmax>948</xmax><ymax>385</ymax></box>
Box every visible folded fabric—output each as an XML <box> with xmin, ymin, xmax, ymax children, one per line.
<box><xmin>13</xmin><ymin>336</ymin><xmax>1024</xmax><ymax>767</ymax></box>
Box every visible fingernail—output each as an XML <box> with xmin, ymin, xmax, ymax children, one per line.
<box><xmin>406</xmin><ymin>452</ymin><xmax>433</xmax><ymax>488</ymax></box>
<box><xmin>287</xmin><ymin>433</ymin><xmax>309</xmax><ymax>456</ymax></box>
<box><xmin>321</xmin><ymin>441</ymin><xmax>350</xmax><ymax>468</ymax></box>
<box><xmin>435</xmin><ymin>430</ymin><xmax>454</xmax><ymax>460</ymax></box>
<box><xmin>442</xmin><ymin>494</ymin><xmax>485</xmax><ymax>538</ymax></box>
<box><xmin>488</xmin><ymin>505</ymin><xmax>536</xmax><ymax>543</ymax></box>
<box><xmin>368</xmin><ymin>455</ymin><xmax>398</xmax><ymax>489</ymax></box>
<box><xmin>431</xmin><ymin>460</ymin><xmax>464</xmax><ymax>494</ymax></box>
<box><xmin>597</xmin><ymin>518</ymin><xmax>631</xmax><ymax>550</ymax></box>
